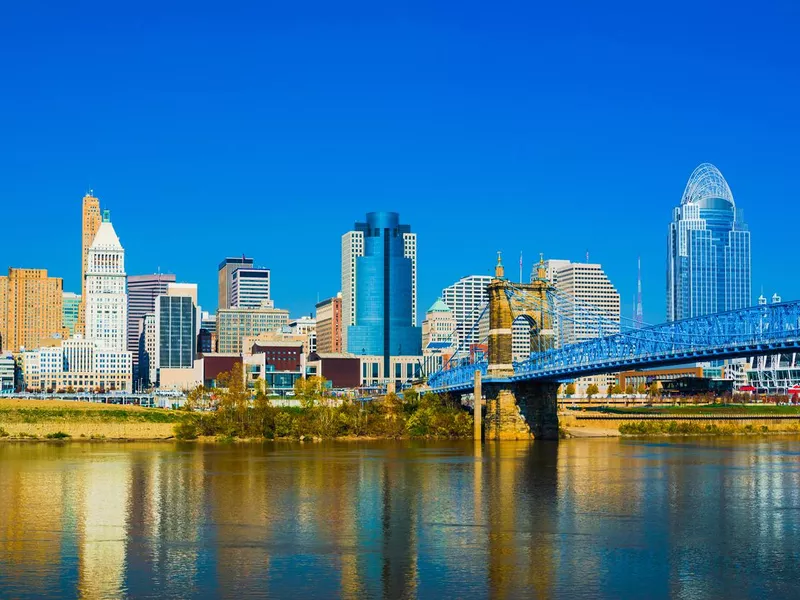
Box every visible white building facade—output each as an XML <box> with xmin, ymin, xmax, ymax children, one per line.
<box><xmin>23</xmin><ymin>336</ymin><xmax>132</xmax><ymax>392</ymax></box>
<box><xmin>441</xmin><ymin>275</ymin><xmax>492</xmax><ymax>353</ymax></box>
<box><xmin>230</xmin><ymin>267</ymin><xmax>271</xmax><ymax>309</ymax></box>
<box><xmin>85</xmin><ymin>212</ymin><xmax>127</xmax><ymax>352</ymax></box>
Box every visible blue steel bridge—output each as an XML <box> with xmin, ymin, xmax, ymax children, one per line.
<box><xmin>428</xmin><ymin>299</ymin><xmax>800</xmax><ymax>393</ymax></box>
<box><xmin>427</xmin><ymin>259</ymin><xmax>800</xmax><ymax>439</ymax></box>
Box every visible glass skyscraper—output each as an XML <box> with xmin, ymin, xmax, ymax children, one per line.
<box><xmin>667</xmin><ymin>163</ymin><xmax>751</xmax><ymax>321</ymax></box>
<box><xmin>346</xmin><ymin>212</ymin><xmax>421</xmax><ymax>376</ymax></box>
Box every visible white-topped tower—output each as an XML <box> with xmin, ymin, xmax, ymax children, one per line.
<box><xmin>86</xmin><ymin>210</ymin><xmax>128</xmax><ymax>351</ymax></box>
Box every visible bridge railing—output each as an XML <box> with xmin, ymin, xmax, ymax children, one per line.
<box><xmin>428</xmin><ymin>360</ymin><xmax>487</xmax><ymax>391</ymax></box>
<box><xmin>515</xmin><ymin>301</ymin><xmax>800</xmax><ymax>379</ymax></box>
<box><xmin>429</xmin><ymin>302</ymin><xmax>800</xmax><ymax>390</ymax></box>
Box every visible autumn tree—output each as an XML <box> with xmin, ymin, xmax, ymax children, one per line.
<box><xmin>565</xmin><ymin>382</ymin><xmax>576</xmax><ymax>396</ymax></box>
<box><xmin>586</xmin><ymin>383</ymin><xmax>599</xmax><ymax>399</ymax></box>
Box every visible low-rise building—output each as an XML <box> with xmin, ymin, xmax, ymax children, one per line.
<box><xmin>217</xmin><ymin>307</ymin><xmax>290</xmax><ymax>353</ymax></box>
<box><xmin>0</xmin><ymin>352</ymin><xmax>15</xmax><ymax>392</ymax></box>
<box><xmin>22</xmin><ymin>336</ymin><xmax>132</xmax><ymax>392</ymax></box>
<box><xmin>306</xmin><ymin>352</ymin><xmax>361</xmax><ymax>389</ymax></box>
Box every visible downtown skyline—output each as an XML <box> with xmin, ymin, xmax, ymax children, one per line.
<box><xmin>2</xmin><ymin>2</ymin><xmax>799</xmax><ymax>323</ymax></box>
<box><xmin>0</xmin><ymin>164</ymin><xmax>781</xmax><ymax>328</ymax></box>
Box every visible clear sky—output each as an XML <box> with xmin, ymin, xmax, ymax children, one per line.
<box><xmin>2</xmin><ymin>0</ymin><xmax>798</xmax><ymax>325</ymax></box>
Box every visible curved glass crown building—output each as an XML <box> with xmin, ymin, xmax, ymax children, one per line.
<box><xmin>667</xmin><ymin>163</ymin><xmax>751</xmax><ymax>321</ymax></box>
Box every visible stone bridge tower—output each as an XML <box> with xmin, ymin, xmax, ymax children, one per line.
<box><xmin>482</xmin><ymin>254</ymin><xmax>560</xmax><ymax>440</ymax></box>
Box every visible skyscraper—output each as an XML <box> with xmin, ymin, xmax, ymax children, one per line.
<box><xmin>77</xmin><ymin>192</ymin><xmax>102</xmax><ymax>335</ymax></box>
<box><xmin>218</xmin><ymin>256</ymin><xmax>254</xmax><ymax>310</ymax></box>
<box><xmin>230</xmin><ymin>267</ymin><xmax>271</xmax><ymax>308</ymax></box>
<box><xmin>315</xmin><ymin>293</ymin><xmax>343</xmax><ymax>353</ymax></box>
<box><xmin>548</xmin><ymin>261</ymin><xmax>620</xmax><ymax>345</ymax></box>
<box><xmin>127</xmin><ymin>273</ymin><xmax>176</xmax><ymax>376</ymax></box>
<box><xmin>85</xmin><ymin>211</ymin><xmax>127</xmax><ymax>351</ymax></box>
<box><xmin>0</xmin><ymin>268</ymin><xmax>64</xmax><ymax>353</ymax></box>
<box><xmin>344</xmin><ymin>212</ymin><xmax>421</xmax><ymax>374</ymax></box>
<box><xmin>155</xmin><ymin>284</ymin><xmax>199</xmax><ymax>373</ymax></box>
<box><xmin>441</xmin><ymin>275</ymin><xmax>492</xmax><ymax>352</ymax></box>
<box><xmin>341</xmin><ymin>231</ymin><xmax>364</xmax><ymax>351</ymax></box>
<box><xmin>667</xmin><ymin>163</ymin><xmax>751</xmax><ymax>321</ymax></box>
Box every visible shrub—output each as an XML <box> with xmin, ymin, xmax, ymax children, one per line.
<box><xmin>45</xmin><ymin>431</ymin><xmax>71</xmax><ymax>439</ymax></box>
<box><xmin>173</xmin><ymin>420</ymin><xmax>198</xmax><ymax>440</ymax></box>
<box><xmin>274</xmin><ymin>412</ymin><xmax>294</xmax><ymax>438</ymax></box>
<box><xmin>0</xmin><ymin>427</ymin><xmax>9</xmax><ymax>437</ymax></box>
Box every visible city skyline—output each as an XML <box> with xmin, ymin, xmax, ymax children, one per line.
<box><xmin>0</xmin><ymin>161</ymin><xmax>779</xmax><ymax>330</ymax></box>
<box><xmin>2</xmin><ymin>2</ymin><xmax>799</xmax><ymax>324</ymax></box>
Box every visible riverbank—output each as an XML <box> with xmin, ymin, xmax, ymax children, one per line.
<box><xmin>0</xmin><ymin>399</ymin><xmax>181</xmax><ymax>440</ymax></box>
<box><xmin>562</xmin><ymin>405</ymin><xmax>800</xmax><ymax>437</ymax></box>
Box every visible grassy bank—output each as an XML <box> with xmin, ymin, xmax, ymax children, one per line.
<box><xmin>0</xmin><ymin>399</ymin><xmax>182</xmax><ymax>440</ymax></box>
<box><xmin>596</xmin><ymin>404</ymin><xmax>800</xmax><ymax>416</ymax></box>
<box><xmin>618</xmin><ymin>420</ymin><xmax>800</xmax><ymax>436</ymax></box>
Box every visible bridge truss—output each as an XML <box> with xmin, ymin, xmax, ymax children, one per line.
<box><xmin>428</xmin><ymin>291</ymin><xmax>800</xmax><ymax>393</ymax></box>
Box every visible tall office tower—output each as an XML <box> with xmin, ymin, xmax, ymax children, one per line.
<box><xmin>341</xmin><ymin>230</ymin><xmax>364</xmax><ymax>351</ymax></box>
<box><xmin>155</xmin><ymin>284</ymin><xmax>199</xmax><ymax>375</ymax></box>
<box><xmin>0</xmin><ymin>268</ymin><xmax>64</xmax><ymax>353</ymax></box>
<box><xmin>441</xmin><ymin>275</ymin><xmax>493</xmax><ymax>352</ymax></box>
<box><xmin>62</xmin><ymin>292</ymin><xmax>81</xmax><ymax>336</ymax></box>
<box><xmin>218</xmin><ymin>256</ymin><xmax>254</xmax><ymax>310</ymax></box>
<box><xmin>315</xmin><ymin>293</ymin><xmax>343</xmax><ymax>353</ymax></box>
<box><xmin>85</xmin><ymin>211</ymin><xmax>127</xmax><ymax>351</ymax></box>
<box><xmin>77</xmin><ymin>192</ymin><xmax>102</xmax><ymax>335</ymax></box>
<box><xmin>127</xmin><ymin>273</ymin><xmax>176</xmax><ymax>376</ymax></box>
<box><xmin>230</xmin><ymin>267</ymin><xmax>271</xmax><ymax>308</ymax></box>
<box><xmin>550</xmin><ymin>261</ymin><xmax>620</xmax><ymax>346</ymax></box>
<box><xmin>667</xmin><ymin>163</ymin><xmax>751</xmax><ymax>321</ymax></box>
<box><xmin>344</xmin><ymin>212</ymin><xmax>421</xmax><ymax>375</ymax></box>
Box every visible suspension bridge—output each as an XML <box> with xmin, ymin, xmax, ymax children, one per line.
<box><xmin>428</xmin><ymin>256</ymin><xmax>800</xmax><ymax>440</ymax></box>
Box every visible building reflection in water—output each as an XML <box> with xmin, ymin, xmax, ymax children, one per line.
<box><xmin>2</xmin><ymin>438</ymin><xmax>800</xmax><ymax>598</ymax></box>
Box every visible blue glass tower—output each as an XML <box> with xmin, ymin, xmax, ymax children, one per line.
<box><xmin>667</xmin><ymin>163</ymin><xmax>751</xmax><ymax>321</ymax></box>
<box><xmin>347</xmin><ymin>212</ymin><xmax>421</xmax><ymax>376</ymax></box>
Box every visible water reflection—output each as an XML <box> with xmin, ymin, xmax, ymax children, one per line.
<box><xmin>1</xmin><ymin>439</ymin><xmax>800</xmax><ymax>599</ymax></box>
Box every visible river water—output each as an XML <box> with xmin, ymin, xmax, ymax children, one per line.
<box><xmin>1</xmin><ymin>438</ymin><xmax>799</xmax><ymax>599</ymax></box>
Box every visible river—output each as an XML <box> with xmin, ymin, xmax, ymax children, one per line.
<box><xmin>0</xmin><ymin>438</ymin><xmax>799</xmax><ymax>599</ymax></box>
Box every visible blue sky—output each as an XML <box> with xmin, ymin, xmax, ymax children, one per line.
<box><xmin>1</xmin><ymin>0</ymin><xmax>798</xmax><ymax>324</ymax></box>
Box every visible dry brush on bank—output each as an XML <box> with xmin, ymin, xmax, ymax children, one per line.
<box><xmin>175</xmin><ymin>366</ymin><xmax>473</xmax><ymax>441</ymax></box>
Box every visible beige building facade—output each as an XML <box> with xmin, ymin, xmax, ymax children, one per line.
<box><xmin>0</xmin><ymin>268</ymin><xmax>64</xmax><ymax>353</ymax></box>
<box><xmin>77</xmin><ymin>193</ymin><xmax>102</xmax><ymax>335</ymax></box>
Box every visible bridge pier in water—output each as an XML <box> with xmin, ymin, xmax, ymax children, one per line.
<box><xmin>482</xmin><ymin>381</ymin><xmax>559</xmax><ymax>440</ymax></box>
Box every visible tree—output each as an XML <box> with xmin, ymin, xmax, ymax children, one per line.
<box><xmin>294</xmin><ymin>376</ymin><xmax>329</xmax><ymax>408</ymax></box>
<box><xmin>648</xmin><ymin>382</ymin><xmax>660</xmax><ymax>399</ymax></box>
<box><xmin>185</xmin><ymin>385</ymin><xmax>211</xmax><ymax>411</ymax></box>
<box><xmin>565</xmin><ymin>383</ymin><xmax>576</xmax><ymax>396</ymax></box>
<box><xmin>637</xmin><ymin>382</ymin><xmax>647</xmax><ymax>395</ymax></box>
<box><xmin>611</xmin><ymin>384</ymin><xmax>622</xmax><ymax>395</ymax></box>
<box><xmin>625</xmin><ymin>384</ymin><xmax>634</xmax><ymax>395</ymax></box>
<box><xmin>586</xmin><ymin>383</ymin><xmax>599</xmax><ymax>399</ymax></box>
<box><xmin>217</xmin><ymin>362</ymin><xmax>250</xmax><ymax>435</ymax></box>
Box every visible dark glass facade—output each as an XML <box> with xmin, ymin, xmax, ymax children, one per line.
<box><xmin>347</xmin><ymin>212</ymin><xmax>421</xmax><ymax>376</ymax></box>
<box><xmin>158</xmin><ymin>296</ymin><xmax>197</xmax><ymax>369</ymax></box>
